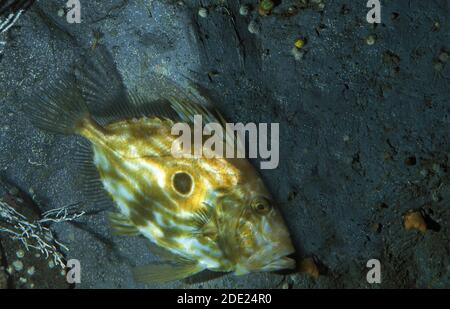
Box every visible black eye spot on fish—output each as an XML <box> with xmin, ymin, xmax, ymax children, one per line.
<box><xmin>172</xmin><ymin>172</ymin><xmax>193</xmax><ymax>195</ymax></box>
<box><xmin>252</xmin><ymin>198</ymin><xmax>272</xmax><ymax>215</ymax></box>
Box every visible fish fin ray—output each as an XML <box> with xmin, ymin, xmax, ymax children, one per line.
<box><xmin>152</xmin><ymin>75</ymin><xmax>242</xmax><ymax>152</ymax></box>
<box><xmin>127</xmin><ymin>92</ymin><xmax>181</xmax><ymax>120</ymax></box>
<box><xmin>133</xmin><ymin>260</ymin><xmax>203</xmax><ymax>284</ymax></box>
<box><xmin>191</xmin><ymin>204</ymin><xmax>218</xmax><ymax>238</ymax></box>
<box><xmin>74</xmin><ymin>45</ymin><xmax>136</xmax><ymax>122</ymax></box>
<box><xmin>183</xmin><ymin>270</ymin><xmax>228</xmax><ymax>285</ymax></box>
<box><xmin>75</xmin><ymin>46</ymin><xmax>185</xmax><ymax>124</ymax></box>
<box><xmin>144</xmin><ymin>74</ymin><xmax>226</xmax><ymax>126</ymax></box>
<box><xmin>25</xmin><ymin>73</ymin><xmax>89</xmax><ymax>135</ymax></box>
<box><xmin>73</xmin><ymin>140</ymin><xmax>113</xmax><ymax>208</ymax></box>
<box><xmin>107</xmin><ymin>212</ymin><xmax>140</xmax><ymax>236</ymax></box>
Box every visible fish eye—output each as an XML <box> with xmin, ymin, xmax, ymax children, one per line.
<box><xmin>251</xmin><ymin>198</ymin><xmax>272</xmax><ymax>214</ymax></box>
<box><xmin>172</xmin><ymin>172</ymin><xmax>193</xmax><ymax>196</ymax></box>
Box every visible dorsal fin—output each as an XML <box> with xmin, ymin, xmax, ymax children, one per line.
<box><xmin>74</xmin><ymin>46</ymin><xmax>136</xmax><ymax>121</ymax></box>
<box><xmin>151</xmin><ymin>74</ymin><xmax>226</xmax><ymax>126</ymax></box>
<box><xmin>74</xmin><ymin>45</ymin><xmax>219</xmax><ymax>125</ymax></box>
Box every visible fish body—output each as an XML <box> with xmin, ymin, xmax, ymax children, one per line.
<box><xmin>27</xmin><ymin>48</ymin><xmax>295</xmax><ymax>283</ymax></box>
<box><xmin>84</xmin><ymin>116</ymin><xmax>233</xmax><ymax>271</ymax></box>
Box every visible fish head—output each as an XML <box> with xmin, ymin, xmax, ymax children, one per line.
<box><xmin>215</xmin><ymin>172</ymin><xmax>296</xmax><ymax>275</ymax></box>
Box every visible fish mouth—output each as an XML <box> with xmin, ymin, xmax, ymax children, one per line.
<box><xmin>234</xmin><ymin>243</ymin><xmax>296</xmax><ymax>275</ymax></box>
<box><xmin>234</xmin><ymin>254</ymin><xmax>295</xmax><ymax>276</ymax></box>
<box><xmin>253</xmin><ymin>246</ymin><xmax>296</xmax><ymax>272</ymax></box>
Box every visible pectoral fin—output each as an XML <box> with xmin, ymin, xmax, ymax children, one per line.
<box><xmin>191</xmin><ymin>203</ymin><xmax>218</xmax><ymax>239</ymax></box>
<box><xmin>133</xmin><ymin>260</ymin><xmax>204</xmax><ymax>284</ymax></box>
<box><xmin>107</xmin><ymin>212</ymin><xmax>140</xmax><ymax>236</ymax></box>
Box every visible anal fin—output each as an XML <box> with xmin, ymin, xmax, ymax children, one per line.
<box><xmin>183</xmin><ymin>270</ymin><xmax>227</xmax><ymax>285</ymax></box>
<box><xmin>133</xmin><ymin>260</ymin><xmax>203</xmax><ymax>284</ymax></box>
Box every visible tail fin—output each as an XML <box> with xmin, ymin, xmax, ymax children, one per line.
<box><xmin>26</xmin><ymin>75</ymin><xmax>90</xmax><ymax>135</ymax></box>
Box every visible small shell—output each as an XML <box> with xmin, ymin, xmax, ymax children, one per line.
<box><xmin>366</xmin><ymin>34</ymin><xmax>377</xmax><ymax>46</ymax></box>
<box><xmin>16</xmin><ymin>250</ymin><xmax>25</xmax><ymax>259</ymax></box>
<box><xmin>27</xmin><ymin>266</ymin><xmax>35</xmax><ymax>276</ymax></box>
<box><xmin>198</xmin><ymin>7</ymin><xmax>208</xmax><ymax>18</ymax></box>
<box><xmin>12</xmin><ymin>260</ymin><xmax>24</xmax><ymax>272</ymax></box>
<box><xmin>239</xmin><ymin>5</ymin><xmax>250</xmax><ymax>16</ymax></box>
<box><xmin>438</xmin><ymin>51</ymin><xmax>448</xmax><ymax>63</ymax></box>
<box><xmin>248</xmin><ymin>20</ymin><xmax>260</xmax><ymax>34</ymax></box>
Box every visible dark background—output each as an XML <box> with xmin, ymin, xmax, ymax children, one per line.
<box><xmin>0</xmin><ymin>0</ymin><xmax>448</xmax><ymax>288</ymax></box>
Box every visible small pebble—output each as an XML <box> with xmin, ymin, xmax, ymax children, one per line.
<box><xmin>287</xmin><ymin>6</ymin><xmax>297</xmax><ymax>14</ymax></box>
<box><xmin>8</xmin><ymin>187</ymin><xmax>19</xmax><ymax>196</ymax></box>
<box><xmin>12</xmin><ymin>260</ymin><xmax>23</xmax><ymax>272</ymax></box>
<box><xmin>6</xmin><ymin>266</ymin><xmax>13</xmax><ymax>275</ymax></box>
<box><xmin>239</xmin><ymin>4</ymin><xmax>250</xmax><ymax>16</ymax></box>
<box><xmin>27</xmin><ymin>266</ymin><xmax>35</xmax><ymax>276</ymax></box>
<box><xmin>291</xmin><ymin>47</ymin><xmax>305</xmax><ymax>61</ymax></box>
<box><xmin>432</xmin><ymin>21</ymin><xmax>440</xmax><ymax>31</ymax></box>
<box><xmin>404</xmin><ymin>211</ymin><xmax>427</xmax><ymax>233</ymax></box>
<box><xmin>259</xmin><ymin>0</ymin><xmax>274</xmax><ymax>16</ymax></box>
<box><xmin>433</xmin><ymin>61</ymin><xmax>443</xmax><ymax>72</ymax></box>
<box><xmin>248</xmin><ymin>20</ymin><xmax>260</xmax><ymax>34</ymax></box>
<box><xmin>198</xmin><ymin>7</ymin><xmax>208</xmax><ymax>18</ymax></box>
<box><xmin>432</xmin><ymin>163</ymin><xmax>443</xmax><ymax>175</ymax></box>
<box><xmin>316</xmin><ymin>2</ymin><xmax>325</xmax><ymax>11</ymax></box>
<box><xmin>16</xmin><ymin>250</ymin><xmax>25</xmax><ymax>259</ymax></box>
<box><xmin>438</xmin><ymin>51</ymin><xmax>448</xmax><ymax>63</ymax></box>
<box><xmin>48</xmin><ymin>260</ymin><xmax>55</xmax><ymax>269</ymax></box>
<box><xmin>366</xmin><ymin>34</ymin><xmax>376</xmax><ymax>46</ymax></box>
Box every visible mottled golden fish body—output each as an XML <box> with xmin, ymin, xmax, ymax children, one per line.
<box><xmin>26</xmin><ymin>48</ymin><xmax>296</xmax><ymax>283</ymax></box>
<box><xmin>79</xmin><ymin>115</ymin><xmax>258</xmax><ymax>271</ymax></box>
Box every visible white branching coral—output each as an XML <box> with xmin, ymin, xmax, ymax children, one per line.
<box><xmin>0</xmin><ymin>0</ymin><xmax>34</xmax><ymax>34</ymax></box>
<box><xmin>0</xmin><ymin>0</ymin><xmax>35</xmax><ymax>54</ymax></box>
<box><xmin>0</xmin><ymin>201</ymin><xmax>85</xmax><ymax>269</ymax></box>
<box><xmin>0</xmin><ymin>7</ymin><xmax>24</xmax><ymax>34</ymax></box>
